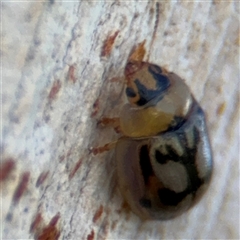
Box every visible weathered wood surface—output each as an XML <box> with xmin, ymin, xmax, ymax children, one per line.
<box><xmin>2</xmin><ymin>1</ymin><xmax>239</xmax><ymax>239</ymax></box>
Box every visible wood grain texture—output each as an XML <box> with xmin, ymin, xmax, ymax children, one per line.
<box><xmin>2</xmin><ymin>1</ymin><xmax>239</xmax><ymax>239</ymax></box>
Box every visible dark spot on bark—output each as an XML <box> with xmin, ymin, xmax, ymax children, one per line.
<box><xmin>36</xmin><ymin>171</ymin><xmax>49</xmax><ymax>187</ymax></box>
<box><xmin>0</xmin><ymin>158</ymin><xmax>15</xmax><ymax>182</ymax></box>
<box><xmin>139</xmin><ymin>145</ymin><xmax>153</xmax><ymax>184</ymax></box>
<box><xmin>6</xmin><ymin>213</ymin><xmax>13</xmax><ymax>222</ymax></box>
<box><xmin>13</xmin><ymin>172</ymin><xmax>30</xmax><ymax>204</ymax></box>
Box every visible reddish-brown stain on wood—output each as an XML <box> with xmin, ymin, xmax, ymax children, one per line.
<box><xmin>48</xmin><ymin>80</ymin><xmax>61</xmax><ymax>100</ymax></box>
<box><xmin>92</xmin><ymin>205</ymin><xmax>103</xmax><ymax>223</ymax></box>
<box><xmin>109</xmin><ymin>77</ymin><xmax>120</xmax><ymax>83</ymax></box>
<box><xmin>69</xmin><ymin>157</ymin><xmax>83</xmax><ymax>180</ymax></box>
<box><xmin>101</xmin><ymin>219</ymin><xmax>110</xmax><ymax>237</ymax></box>
<box><xmin>13</xmin><ymin>171</ymin><xmax>30</xmax><ymax>204</ymax></box>
<box><xmin>36</xmin><ymin>171</ymin><xmax>49</xmax><ymax>187</ymax></box>
<box><xmin>59</xmin><ymin>155</ymin><xmax>65</xmax><ymax>162</ymax></box>
<box><xmin>68</xmin><ymin>65</ymin><xmax>77</xmax><ymax>83</ymax></box>
<box><xmin>37</xmin><ymin>213</ymin><xmax>61</xmax><ymax>240</ymax></box>
<box><xmin>116</xmin><ymin>200</ymin><xmax>132</xmax><ymax>220</ymax></box>
<box><xmin>30</xmin><ymin>212</ymin><xmax>43</xmax><ymax>233</ymax></box>
<box><xmin>91</xmin><ymin>98</ymin><xmax>100</xmax><ymax>117</ymax></box>
<box><xmin>128</xmin><ymin>40</ymin><xmax>146</xmax><ymax>62</ymax></box>
<box><xmin>87</xmin><ymin>230</ymin><xmax>95</xmax><ymax>240</ymax></box>
<box><xmin>111</xmin><ymin>220</ymin><xmax>117</xmax><ymax>231</ymax></box>
<box><xmin>101</xmin><ymin>31</ymin><xmax>119</xmax><ymax>57</ymax></box>
<box><xmin>0</xmin><ymin>158</ymin><xmax>15</xmax><ymax>182</ymax></box>
<box><xmin>66</xmin><ymin>149</ymin><xmax>72</xmax><ymax>158</ymax></box>
<box><xmin>59</xmin><ymin>149</ymin><xmax>73</xmax><ymax>163</ymax></box>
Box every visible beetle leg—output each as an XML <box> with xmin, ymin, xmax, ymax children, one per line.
<box><xmin>97</xmin><ymin>117</ymin><xmax>121</xmax><ymax>133</ymax></box>
<box><xmin>90</xmin><ymin>141</ymin><xmax>117</xmax><ymax>155</ymax></box>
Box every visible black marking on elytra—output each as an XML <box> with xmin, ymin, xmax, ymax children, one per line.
<box><xmin>134</xmin><ymin>79</ymin><xmax>160</xmax><ymax>106</ymax></box>
<box><xmin>136</xmin><ymin>96</ymin><xmax>148</xmax><ymax>106</ymax></box>
<box><xmin>155</xmin><ymin>149</ymin><xmax>170</xmax><ymax>164</ymax></box>
<box><xmin>155</xmin><ymin>126</ymin><xmax>203</xmax><ymax>205</ymax></box>
<box><xmin>133</xmin><ymin>69</ymin><xmax>170</xmax><ymax>106</ymax></box>
<box><xmin>139</xmin><ymin>145</ymin><xmax>154</xmax><ymax>185</ymax></box>
<box><xmin>181</xmin><ymin>126</ymin><xmax>202</xmax><ymax>193</ymax></box>
<box><xmin>158</xmin><ymin>188</ymin><xmax>187</xmax><ymax>206</ymax></box>
<box><xmin>126</xmin><ymin>87</ymin><xmax>137</xmax><ymax>98</ymax></box>
<box><xmin>155</xmin><ymin>143</ymin><xmax>182</xmax><ymax>164</ymax></box>
<box><xmin>148</xmin><ymin>65</ymin><xmax>170</xmax><ymax>91</ymax></box>
<box><xmin>139</xmin><ymin>198</ymin><xmax>152</xmax><ymax>208</ymax></box>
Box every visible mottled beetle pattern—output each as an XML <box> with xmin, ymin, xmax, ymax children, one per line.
<box><xmin>95</xmin><ymin>61</ymin><xmax>213</xmax><ymax>220</ymax></box>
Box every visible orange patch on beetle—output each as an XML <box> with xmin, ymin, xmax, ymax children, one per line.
<box><xmin>48</xmin><ymin>80</ymin><xmax>61</xmax><ymax>100</ymax></box>
<box><xmin>101</xmin><ymin>31</ymin><xmax>119</xmax><ymax>57</ymax></box>
<box><xmin>13</xmin><ymin>171</ymin><xmax>30</xmax><ymax>204</ymax></box>
<box><xmin>0</xmin><ymin>158</ymin><xmax>15</xmax><ymax>182</ymax></box>
<box><xmin>92</xmin><ymin>205</ymin><xmax>103</xmax><ymax>223</ymax></box>
<box><xmin>128</xmin><ymin>40</ymin><xmax>146</xmax><ymax>62</ymax></box>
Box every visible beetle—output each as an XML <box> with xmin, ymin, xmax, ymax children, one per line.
<box><xmin>92</xmin><ymin>61</ymin><xmax>213</xmax><ymax>220</ymax></box>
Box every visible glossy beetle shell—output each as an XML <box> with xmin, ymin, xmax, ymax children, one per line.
<box><xmin>115</xmin><ymin>61</ymin><xmax>212</xmax><ymax>220</ymax></box>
